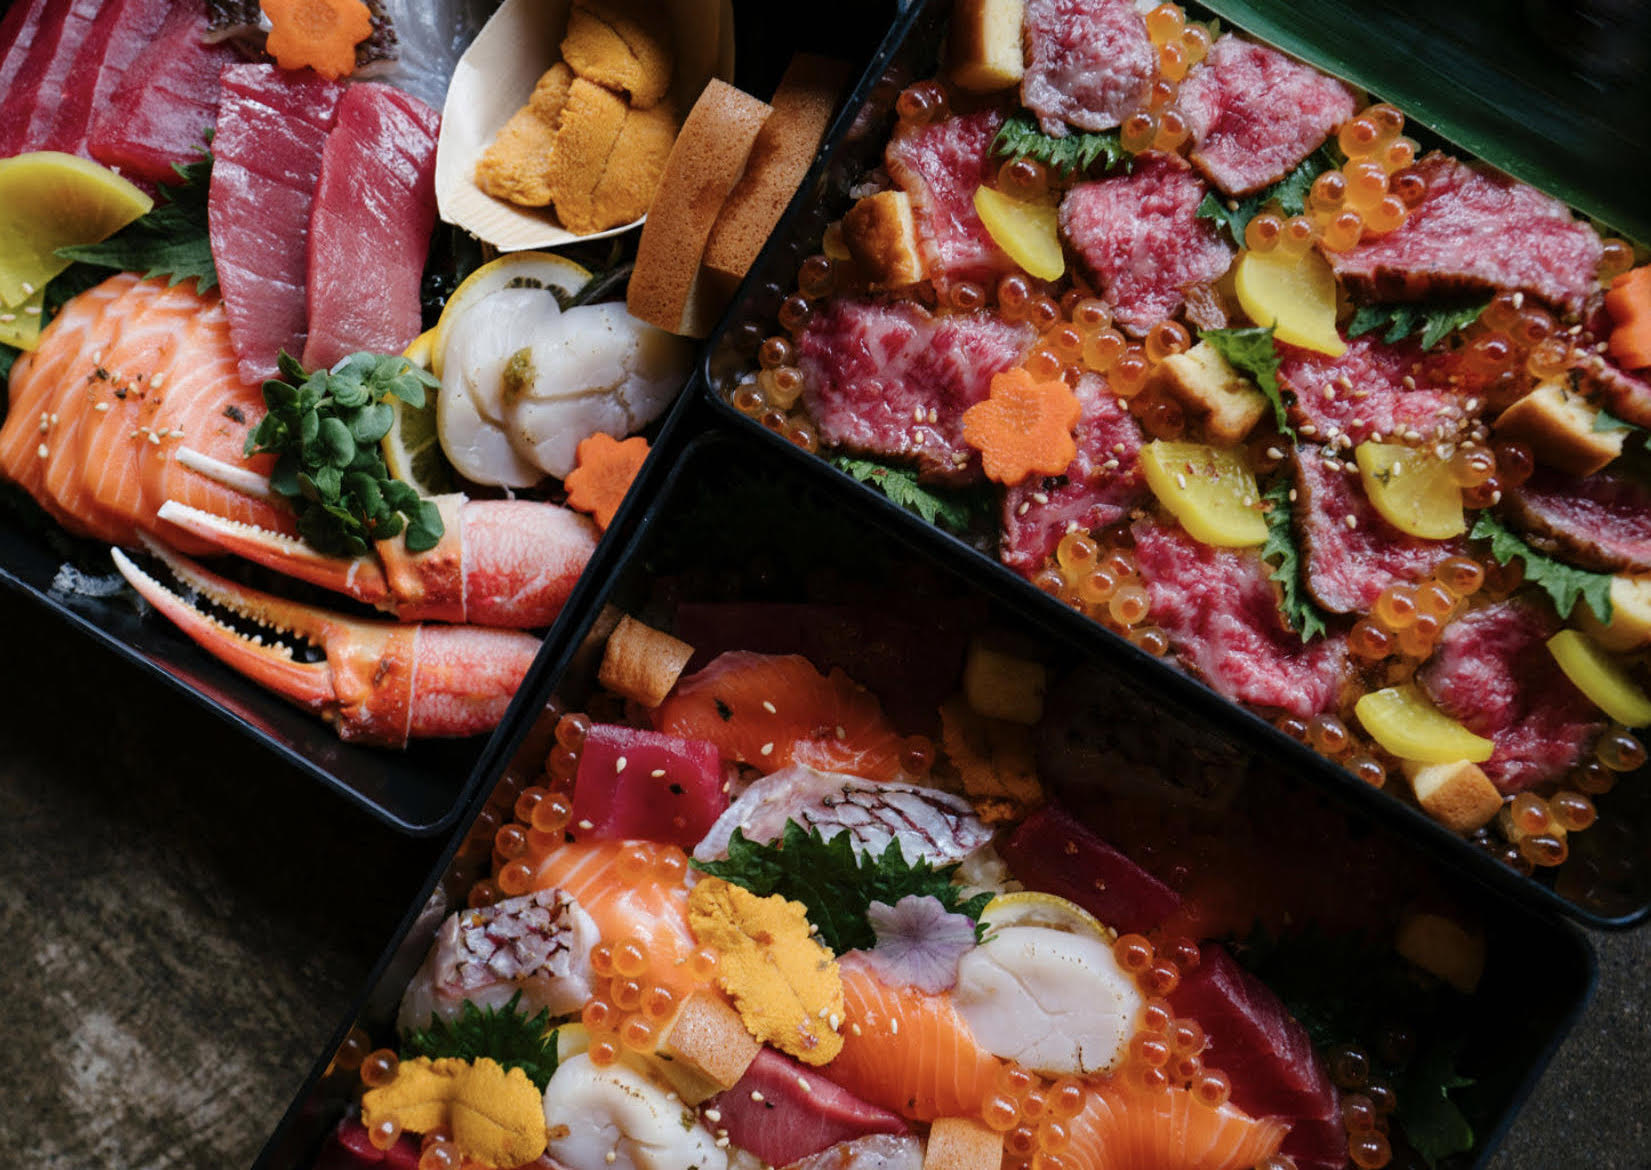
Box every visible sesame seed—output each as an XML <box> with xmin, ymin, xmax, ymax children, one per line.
<box><xmin>94</xmin><ymin>402</ymin><xmax>109</xmax><ymax>413</ymax></box>
<box><xmin>0</xmin><ymin>314</ymin><xmax>13</xmax><ymax>324</ymax></box>
<box><xmin>1102</xmin><ymin>458</ymin><xmax>1120</xmax><ymax>471</ymax></box>
<box><xmin>927</xmin><ymin>407</ymin><xmax>938</xmax><ymax>424</ymax></box>
<box><xmin>1175</xmin><ymin>472</ymin><xmax>1187</xmax><ymax>490</ymax></box>
<box><xmin>1017</xmin><ymin>501</ymin><xmax>1030</xmax><ymax>515</ymax></box>
<box><xmin>760</xmin><ymin>742</ymin><xmax>774</xmax><ymax>756</ymax></box>
<box><xmin>835</xmin><ymin>726</ymin><xmax>847</xmax><ymax>740</ymax></box>
<box><xmin>851</xmin><ymin>1023</ymin><xmax>863</xmax><ymax>1036</ymax></box>
<box><xmin>1370</xmin><ymin>431</ymin><xmax>1384</xmax><ymax>443</ymax></box>
<box><xmin>606</xmin><ymin>1152</ymin><xmax>617</xmax><ymax>1164</ymax></box>
<box><xmin>890</xmin><ymin>1018</ymin><xmax>899</xmax><ymax>1035</ymax></box>
<box><xmin>577</xmin><ymin>819</ymin><xmax>594</xmax><ymax>830</ymax></box>
<box><xmin>1299</xmin><ymin>424</ymin><xmax>1318</xmax><ymax>437</ymax></box>
<box><xmin>1112</xmin><ymin>442</ymin><xmax>1127</xmax><ymax>455</ymax></box>
<box><xmin>20</xmin><ymin>304</ymin><xmax>38</xmax><ymax>316</ymax></box>
<box><xmin>1266</xmin><ymin>447</ymin><xmax>1284</xmax><ymax>461</ymax></box>
<box><xmin>797</xmin><ymin>1076</ymin><xmax>813</xmax><ymax>1093</ymax></box>
<box><xmin>829</xmin><ymin>1013</ymin><xmax>841</xmax><ymax>1030</ymax></box>
<box><xmin>151</xmin><ymin>374</ymin><xmax>164</xmax><ymax>389</ymax></box>
<box><xmin>147</xmin><ymin>431</ymin><xmax>160</xmax><ymax>445</ymax></box>
<box><xmin>762</xmin><ymin>700</ymin><xmax>777</xmax><ymax>714</ymax></box>
<box><xmin>1031</xmin><ymin>491</ymin><xmax>1049</xmax><ymax>505</ymax></box>
<box><xmin>1322</xmin><ymin>385</ymin><xmax>1335</xmax><ymax>401</ymax></box>
<box><xmin>36</xmin><ymin>444</ymin><xmax>48</xmax><ymax>459</ymax></box>
<box><xmin>20</xmin><ymin>281</ymin><xmax>34</xmax><ymax>296</ymax></box>
<box><xmin>37</xmin><ymin>418</ymin><xmax>48</xmax><ymax>433</ymax></box>
<box><xmin>1338</xmin><ymin>375</ymin><xmax>1353</xmax><ymax>391</ymax></box>
<box><xmin>615</xmin><ymin>756</ymin><xmax>627</xmax><ymax>773</ymax></box>
<box><xmin>912</xmin><ymin>405</ymin><xmax>924</xmax><ymax>423</ymax></box>
<box><xmin>650</xmin><ymin>768</ymin><xmax>666</xmax><ymax>778</ymax></box>
<box><xmin>715</xmin><ymin>1137</ymin><xmax>730</xmax><ymax>1150</ymax></box>
<box><xmin>1344</xmin><ymin>514</ymin><xmax>1358</xmax><ymax>530</ymax></box>
<box><xmin>1512</xmin><ymin>292</ymin><xmax>1524</xmax><ymax>309</ymax></box>
<box><xmin>1287</xmin><ymin>488</ymin><xmax>1298</xmax><ymax>502</ymax></box>
<box><xmin>704</xmin><ymin>1109</ymin><xmax>722</xmax><ymax>1123</ymax></box>
<box><xmin>1351</xmin><ymin>417</ymin><xmax>1365</xmax><ymax>428</ymax></box>
<box><xmin>49</xmin><ymin>413</ymin><xmax>57</xmax><ymax>424</ymax></box>
<box><xmin>1401</xmin><ymin>375</ymin><xmax>1417</xmax><ymax>390</ymax></box>
<box><xmin>751</xmin><ymin>1091</ymin><xmax>765</xmax><ymax>1103</ymax></box>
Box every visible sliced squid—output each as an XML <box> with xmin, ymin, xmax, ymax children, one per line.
<box><xmin>952</xmin><ymin>925</ymin><xmax>1143</xmax><ymax>1076</ymax></box>
<box><xmin>542</xmin><ymin>1053</ymin><xmax>727</xmax><ymax>1170</ymax></box>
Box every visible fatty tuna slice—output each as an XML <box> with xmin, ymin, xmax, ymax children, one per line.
<box><xmin>86</xmin><ymin>2</ymin><xmax>242</xmax><ymax>184</ymax></box>
<box><xmin>301</xmin><ymin>83</ymin><xmax>440</xmax><ymax>370</ymax></box>
<box><xmin>209</xmin><ymin>63</ymin><xmax>345</xmax><ymax>384</ymax></box>
<box><xmin>998</xmin><ymin>803</ymin><xmax>1181</xmax><ymax>936</ymax></box>
<box><xmin>708</xmin><ymin>1047</ymin><xmax>908</xmax><ymax>1167</ymax></box>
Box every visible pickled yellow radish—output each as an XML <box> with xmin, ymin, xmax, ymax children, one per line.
<box><xmin>1546</xmin><ymin>629</ymin><xmax>1651</xmax><ymax>726</ymax></box>
<box><xmin>1140</xmin><ymin>440</ymin><xmax>1267</xmax><ymax>547</ymax></box>
<box><xmin>1233</xmin><ymin>246</ymin><xmax>1346</xmax><ymax>357</ymax></box>
<box><xmin>1355</xmin><ymin>442</ymin><xmax>1466</xmax><ymax>538</ymax></box>
<box><xmin>0</xmin><ymin>152</ymin><xmax>153</xmax><ymax>308</ymax></box>
<box><xmin>0</xmin><ymin>288</ymin><xmax>44</xmax><ymax>351</ymax></box>
<box><xmin>974</xmin><ymin>186</ymin><xmax>1065</xmax><ymax>281</ymax></box>
<box><xmin>1354</xmin><ymin>684</ymin><xmax>1493</xmax><ymax>764</ymax></box>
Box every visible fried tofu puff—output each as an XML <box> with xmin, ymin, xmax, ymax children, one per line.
<box><xmin>560</xmin><ymin>0</ymin><xmax>675</xmax><ymax>109</ymax></box>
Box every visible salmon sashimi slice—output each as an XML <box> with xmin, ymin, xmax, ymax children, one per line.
<box><xmin>529</xmin><ymin>839</ymin><xmax>699</xmax><ymax>999</ymax></box>
<box><xmin>1064</xmin><ymin>1080</ymin><xmax>1289</xmax><ymax>1170</ymax></box>
<box><xmin>0</xmin><ymin>273</ymin><xmax>135</xmax><ymax>530</ymax></box>
<box><xmin>827</xmin><ymin>952</ymin><xmax>1003</xmax><ymax>1121</ymax></box>
<box><xmin>656</xmin><ymin>651</ymin><xmax>908</xmax><ymax>782</ymax></box>
<box><xmin>0</xmin><ymin>273</ymin><xmax>289</xmax><ymax>552</ymax></box>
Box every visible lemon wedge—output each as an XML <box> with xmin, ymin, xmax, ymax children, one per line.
<box><xmin>1234</xmin><ymin>247</ymin><xmax>1346</xmax><ymax>357</ymax></box>
<box><xmin>0</xmin><ymin>152</ymin><xmax>153</xmax><ymax>309</ymax></box>
<box><xmin>974</xmin><ymin>187</ymin><xmax>1065</xmax><ymax>281</ymax></box>
<box><xmin>1355</xmin><ymin>684</ymin><xmax>1493</xmax><ymax>763</ymax></box>
<box><xmin>979</xmin><ymin>891</ymin><xmax>1113</xmax><ymax>942</ymax></box>
<box><xmin>1547</xmin><ymin>629</ymin><xmax>1651</xmax><ymax>726</ymax></box>
<box><xmin>381</xmin><ymin>329</ymin><xmax>454</xmax><ymax>497</ymax></box>
<box><xmin>431</xmin><ymin>252</ymin><xmax>591</xmax><ymax>378</ymax></box>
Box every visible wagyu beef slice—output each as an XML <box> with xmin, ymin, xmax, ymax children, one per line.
<box><xmin>885</xmin><ymin>108</ymin><xmax>1016</xmax><ymax>286</ymax></box>
<box><xmin>302</xmin><ymin>83</ymin><xmax>440</xmax><ymax>370</ymax></box>
<box><xmin>1179</xmin><ymin>34</ymin><xmax>1356</xmax><ymax>196</ymax></box>
<box><xmin>1021</xmin><ymin>0</ymin><xmax>1155</xmax><ymax>136</ymax></box>
<box><xmin>1501</xmin><ymin>465</ymin><xmax>1651</xmax><ymax>573</ymax></box>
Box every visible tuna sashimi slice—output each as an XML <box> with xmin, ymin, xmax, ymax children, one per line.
<box><xmin>1169</xmin><ymin>944</ymin><xmax>1340</xmax><ymax>1128</ymax></box>
<box><xmin>708</xmin><ymin>1047</ymin><xmax>909</xmax><ymax>1166</ymax></box>
<box><xmin>0</xmin><ymin>0</ymin><xmax>46</xmax><ymax>81</ymax></box>
<box><xmin>0</xmin><ymin>0</ymin><xmax>100</xmax><ymax>156</ymax></box>
<box><xmin>998</xmin><ymin>804</ymin><xmax>1181</xmax><ymax>935</ymax></box>
<box><xmin>569</xmin><ymin>724</ymin><xmax>728</xmax><ymax>850</ymax></box>
<box><xmin>86</xmin><ymin>2</ymin><xmax>242</xmax><ymax>184</ymax></box>
<box><xmin>209</xmin><ymin>63</ymin><xmax>344</xmax><ymax>385</ymax></box>
<box><xmin>301</xmin><ymin>83</ymin><xmax>440</xmax><ymax>370</ymax></box>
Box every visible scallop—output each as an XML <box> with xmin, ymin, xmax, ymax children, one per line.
<box><xmin>953</xmin><ymin>925</ymin><xmax>1143</xmax><ymax>1076</ymax></box>
<box><xmin>435</xmin><ymin>287</ymin><xmax>554</xmax><ymax>487</ymax></box>
<box><xmin>542</xmin><ymin>1053</ymin><xmax>727</xmax><ymax>1170</ymax></box>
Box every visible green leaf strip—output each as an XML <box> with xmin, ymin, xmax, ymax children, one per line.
<box><xmin>1469</xmin><ymin>511</ymin><xmax>1613</xmax><ymax>622</ymax></box>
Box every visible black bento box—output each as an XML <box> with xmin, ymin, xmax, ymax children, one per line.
<box><xmin>695</xmin><ymin>0</ymin><xmax>1651</xmax><ymax>928</ymax></box>
<box><xmin>253</xmin><ymin>422</ymin><xmax>1596</xmax><ymax>1170</ymax></box>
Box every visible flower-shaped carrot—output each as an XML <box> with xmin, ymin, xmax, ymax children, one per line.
<box><xmin>961</xmin><ymin>367</ymin><xmax>1081</xmax><ymax>485</ymax></box>
<box><xmin>261</xmin><ymin>0</ymin><xmax>374</xmax><ymax>80</ymax></box>
<box><xmin>565</xmin><ymin>433</ymin><xmax>651</xmax><ymax>531</ymax></box>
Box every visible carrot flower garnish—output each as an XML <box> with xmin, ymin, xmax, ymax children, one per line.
<box><xmin>261</xmin><ymin>0</ymin><xmax>374</xmax><ymax>80</ymax></box>
<box><xmin>565</xmin><ymin>433</ymin><xmax>650</xmax><ymax>531</ymax></box>
<box><xmin>1606</xmin><ymin>266</ymin><xmax>1651</xmax><ymax>371</ymax></box>
<box><xmin>961</xmin><ymin>366</ymin><xmax>1081</xmax><ymax>485</ymax></box>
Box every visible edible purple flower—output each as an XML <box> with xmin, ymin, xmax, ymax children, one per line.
<box><xmin>860</xmin><ymin>894</ymin><xmax>978</xmax><ymax>993</ymax></box>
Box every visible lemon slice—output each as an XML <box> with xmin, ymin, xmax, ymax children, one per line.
<box><xmin>0</xmin><ymin>152</ymin><xmax>153</xmax><ymax>308</ymax></box>
<box><xmin>0</xmin><ymin>288</ymin><xmax>45</xmax><ymax>351</ymax></box>
<box><xmin>431</xmin><ymin>252</ymin><xmax>592</xmax><ymax>378</ymax></box>
<box><xmin>979</xmin><ymin>891</ymin><xmax>1113</xmax><ymax>942</ymax></box>
<box><xmin>383</xmin><ymin>330</ymin><xmax>455</xmax><ymax>497</ymax></box>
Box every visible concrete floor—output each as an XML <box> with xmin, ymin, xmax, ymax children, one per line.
<box><xmin>0</xmin><ymin>586</ymin><xmax>1645</xmax><ymax>1169</ymax></box>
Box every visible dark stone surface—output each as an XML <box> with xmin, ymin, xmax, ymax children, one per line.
<box><xmin>0</xmin><ymin>584</ymin><xmax>1645</xmax><ymax>1168</ymax></box>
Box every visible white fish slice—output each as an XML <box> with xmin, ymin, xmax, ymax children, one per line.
<box><xmin>436</xmin><ymin>0</ymin><xmax>736</xmax><ymax>250</ymax></box>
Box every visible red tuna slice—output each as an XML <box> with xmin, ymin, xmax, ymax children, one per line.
<box><xmin>672</xmin><ymin>599</ymin><xmax>983</xmax><ymax>735</ymax></box>
<box><xmin>885</xmin><ymin>108</ymin><xmax>1015</xmax><ymax>287</ymax></box>
<box><xmin>1001</xmin><ymin>370</ymin><xmax>1146</xmax><ymax>573</ymax></box>
<box><xmin>1060</xmin><ymin>154</ymin><xmax>1234</xmax><ymax>337</ymax></box>
<box><xmin>1278</xmin><ymin>334</ymin><xmax>1464</xmax><ymax>448</ymax></box>
<box><xmin>999</xmin><ymin>803</ymin><xmax>1181</xmax><ymax>935</ymax></box>
<box><xmin>1021</xmin><ymin>0</ymin><xmax>1155</xmax><ymax>135</ymax></box>
<box><xmin>209</xmin><ymin>63</ymin><xmax>345</xmax><ymax>385</ymax></box>
<box><xmin>569</xmin><ymin>724</ymin><xmax>727</xmax><ymax>849</ymax></box>
<box><xmin>1419</xmin><ymin>599</ymin><xmax>1600</xmax><ymax>792</ymax></box>
<box><xmin>1293</xmin><ymin>446</ymin><xmax>1464</xmax><ymax>613</ymax></box>
<box><xmin>1327</xmin><ymin>152</ymin><xmax>1603</xmax><ymax>315</ymax></box>
<box><xmin>302</xmin><ymin>83</ymin><xmax>440</xmax><ymax>370</ymax></box>
<box><xmin>655</xmin><ymin>651</ymin><xmax>907</xmax><ymax>782</ymax></box>
<box><xmin>1132</xmin><ymin>518</ymin><xmax>1350</xmax><ymax>718</ymax></box>
<box><xmin>0</xmin><ymin>0</ymin><xmax>43</xmax><ymax>75</ymax></box>
<box><xmin>1179</xmin><ymin>35</ymin><xmax>1356</xmax><ymax>197</ymax></box>
<box><xmin>1169</xmin><ymin>944</ymin><xmax>1341</xmax><ymax>1165</ymax></box>
<box><xmin>41</xmin><ymin>0</ymin><xmax>176</xmax><ymax>157</ymax></box>
<box><xmin>707</xmin><ymin>1047</ymin><xmax>909</xmax><ymax>1166</ymax></box>
<box><xmin>0</xmin><ymin>0</ymin><xmax>96</xmax><ymax>155</ymax></box>
<box><xmin>1501</xmin><ymin>465</ymin><xmax>1651</xmax><ymax>573</ymax></box>
<box><xmin>86</xmin><ymin>2</ymin><xmax>242</xmax><ymax>185</ymax></box>
<box><xmin>796</xmin><ymin>298</ymin><xmax>1035</xmax><ymax>486</ymax></box>
<box><xmin>318</xmin><ymin>1118</ymin><xmax>422</xmax><ymax>1169</ymax></box>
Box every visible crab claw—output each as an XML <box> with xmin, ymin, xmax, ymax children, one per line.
<box><xmin>155</xmin><ymin>493</ymin><xmax>599</xmax><ymax>628</ymax></box>
<box><xmin>111</xmin><ymin>537</ymin><xmax>541</xmax><ymax>746</ymax></box>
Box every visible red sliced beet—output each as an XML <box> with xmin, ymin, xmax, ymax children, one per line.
<box><xmin>999</xmin><ymin>804</ymin><xmax>1181</xmax><ymax>935</ymax></box>
<box><xmin>708</xmin><ymin>1048</ymin><xmax>908</xmax><ymax>1166</ymax></box>
<box><xmin>570</xmin><ymin>724</ymin><xmax>728</xmax><ymax>849</ymax></box>
<box><xmin>1169</xmin><ymin>943</ymin><xmax>1341</xmax><ymax>1168</ymax></box>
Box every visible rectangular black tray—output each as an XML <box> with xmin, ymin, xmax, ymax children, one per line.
<box><xmin>696</xmin><ymin>0</ymin><xmax>1651</xmax><ymax>928</ymax></box>
<box><xmin>254</xmin><ymin>422</ymin><xmax>1596</xmax><ymax>1170</ymax></box>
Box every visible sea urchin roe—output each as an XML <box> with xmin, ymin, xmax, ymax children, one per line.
<box><xmin>686</xmin><ymin>878</ymin><xmax>844</xmax><ymax>1065</ymax></box>
<box><xmin>362</xmin><ymin>1056</ymin><xmax>547</xmax><ymax>1169</ymax></box>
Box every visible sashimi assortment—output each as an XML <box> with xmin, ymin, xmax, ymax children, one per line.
<box><xmin>312</xmin><ymin>601</ymin><xmax>1494</xmax><ymax>1170</ymax></box>
<box><xmin>718</xmin><ymin>0</ymin><xmax>1651</xmax><ymax>883</ymax></box>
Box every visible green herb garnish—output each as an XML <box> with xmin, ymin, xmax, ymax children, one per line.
<box><xmin>56</xmin><ymin>150</ymin><xmax>218</xmax><ymax>293</ymax></box>
<box><xmin>1200</xmin><ymin>325</ymin><xmax>1293</xmax><ymax>440</ymax></box>
<box><xmin>1470</xmin><ymin>512</ymin><xmax>1613</xmax><ymax>622</ymax></box>
<box><xmin>401</xmin><ymin>991</ymin><xmax>560</xmax><ymax>1091</ymax></box>
<box><xmin>833</xmin><ymin>455</ymin><xmax>985</xmax><ymax>533</ymax></box>
<box><xmin>990</xmin><ymin>112</ymin><xmax>1128</xmax><ymax>180</ymax></box>
<box><xmin>0</xmin><ymin>345</ymin><xmax>15</xmax><ymax>384</ymax></box>
<box><xmin>1346</xmin><ymin>298</ymin><xmax>1490</xmax><ymax>351</ymax></box>
<box><xmin>693</xmin><ymin>821</ymin><xmax>993</xmax><ymax>954</ymax></box>
<box><xmin>1196</xmin><ymin>149</ymin><xmax>1330</xmax><ymax>245</ymax></box>
<box><xmin>1261</xmin><ymin>479</ymin><xmax>1329</xmax><ymax>642</ymax></box>
<box><xmin>245</xmin><ymin>350</ymin><xmax>443</xmax><ymax>556</ymax></box>
<box><xmin>1396</xmin><ymin>1041</ymin><xmax>1477</xmax><ymax>1168</ymax></box>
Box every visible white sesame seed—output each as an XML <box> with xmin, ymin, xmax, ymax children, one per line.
<box><xmin>147</xmin><ymin>431</ymin><xmax>160</xmax><ymax>445</ymax></box>
<box><xmin>1016</xmin><ymin>501</ymin><xmax>1030</xmax><ymax>516</ymax></box>
<box><xmin>1287</xmin><ymin>488</ymin><xmax>1298</xmax><ymax>502</ymax></box>
<box><xmin>762</xmin><ymin>700</ymin><xmax>777</xmax><ymax>714</ymax></box>
<box><xmin>606</xmin><ymin>1152</ymin><xmax>617</xmax><ymax>1164</ymax></box>
<box><xmin>577</xmin><ymin>819</ymin><xmax>594</xmax><ymax>830</ymax></box>
<box><xmin>0</xmin><ymin>314</ymin><xmax>13</xmax><ymax>324</ymax></box>
<box><xmin>927</xmin><ymin>407</ymin><xmax>938</xmax><ymax>424</ymax></box>
<box><xmin>829</xmin><ymin>1013</ymin><xmax>841</xmax><ymax>1031</ymax></box>
<box><xmin>19</xmin><ymin>304</ymin><xmax>35</xmax><ymax>316</ymax></box>
<box><xmin>835</xmin><ymin>726</ymin><xmax>847</xmax><ymax>740</ymax></box>
<box><xmin>1031</xmin><ymin>491</ymin><xmax>1049</xmax><ymax>505</ymax></box>
<box><xmin>1322</xmin><ymin>385</ymin><xmax>1335</xmax><ymax>401</ymax></box>
<box><xmin>760</xmin><ymin>742</ymin><xmax>774</xmax><ymax>756</ymax></box>
<box><xmin>615</xmin><ymin>755</ymin><xmax>627</xmax><ymax>773</ymax></box>
<box><xmin>1344</xmin><ymin>514</ymin><xmax>1358</xmax><ymax>530</ymax></box>
<box><xmin>890</xmin><ymin>1018</ymin><xmax>899</xmax><ymax>1035</ymax></box>
<box><xmin>1300</xmin><ymin>424</ymin><xmax>1318</xmax><ymax>437</ymax></box>
<box><xmin>1175</xmin><ymin>473</ymin><xmax>1187</xmax><ymax>490</ymax></box>
<box><xmin>797</xmin><ymin>1076</ymin><xmax>813</xmax><ymax>1093</ymax></box>
<box><xmin>1266</xmin><ymin>447</ymin><xmax>1284</xmax><ymax>461</ymax></box>
<box><xmin>704</xmin><ymin>1109</ymin><xmax>722</xmax><ymax>1123</ymax></box>
<box><xmin>94</xmin><ymin>402</ymin><xmax>110</xmax><ymax>413</ymax></box>
<box><xmin>851</xmin><ymin>1023</ymin><xmax>863</xmax><ymax>1036</ymax></box>
<box><xmin>36</xmin><ymin>443</ymin><xmax>48</xmax><ymax>459</ymax></box>
<box><xmin>650</xmin><ymin>768</ymin><xmax>666</xmax><ymax>778</ymax></box>
<box><xmin>20</xmin><ymin>281</ymin><xmax>34</xmax><ymax>296</ymax></box>
<box><xmin>151</xmin><ymin>373</ymin><xmax>164</xmax><ymax>389</ymax></box>
<box><xmin>38</xmin><ymin>418</ymin><xmax>47</xmax><ymax>433</ymax></box>
<box><xmin>751</xmin><ymin>1091</ymin><xmax>765</xmax><ymax>1103</ymax></box>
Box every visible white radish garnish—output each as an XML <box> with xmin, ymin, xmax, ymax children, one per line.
<box><xmin>542</xmin><ymin>1053</ymin><xmax>727</xmax><ymax>1170</ymax></box>
<box><xmin>953</xmin><ymin>925</ymin><xmax>1143</xmax><ymax>1076</ymax></box>
<box><xmin>506</xmin><ymin>303</ymin><xmax>691</xmax><ymax>479</ymax></box>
